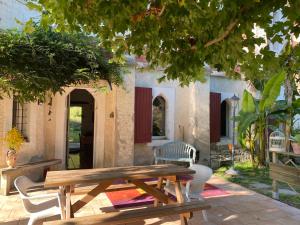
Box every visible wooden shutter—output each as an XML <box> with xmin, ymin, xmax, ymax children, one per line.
<box><xmin>134</xmin><ymin>87</ymin><xmax>152</xmax><ymax>143</ymax></box>
<box><xmin>210</xmin><ymin>92</ymin><xmax>221</xmax><ymax>143</ymax></box>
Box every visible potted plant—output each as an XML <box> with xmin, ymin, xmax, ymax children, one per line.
<box><xmin>290</xmin><ymin>134</ymin><xmax>300</xmax><ymax>154</ymax></box>
<box><xmin>3</xmin><ymin>127</ymin><xmax>24</xmax><ymax>168</ymax></box>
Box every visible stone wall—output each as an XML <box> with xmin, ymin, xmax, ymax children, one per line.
<box><xmin>187</xmin><ymin>80</ymin><xmax>211</xmax><ymax>164</ymax></box>
<box><xmin>0</xmin><ymin>98</ymin><xmax>47</xmax><ymax>167</ymax></box>
<box><xmin>134</xmin><ymin>69</ymin><xmax>211</xmax><ymax>165</ymax></box>
<box><xmin>114</xmin><ymin>68</ymin><xmax>135</xmax><ymax>166</ymax></box>
<box><xmin>103</xmin><ymin>88</ymin><xmax>117</xmax><ymax>167</ymax></box>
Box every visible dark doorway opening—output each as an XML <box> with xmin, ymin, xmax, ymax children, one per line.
<box><xmin>67</xmin><ymin>89</ymin><xmax>94</xmax><ymax>169</ymax></box>
<box><xmin>221</xmin><ymin>100</ymin><xmax>228</xmax><ymax>137</ymax></box>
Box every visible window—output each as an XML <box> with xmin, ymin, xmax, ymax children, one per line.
<box><xmin>12</xmin><ymin>99</ymin><xmax>30</xmax><ymax>141</ymax></box>
<box><xmin>152</xmin><ymin>96</ymin><xmax>166</xmax><ymax>137</ymax></box>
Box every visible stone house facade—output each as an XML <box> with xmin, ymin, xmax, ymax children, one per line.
<box><xmin>0</xmin><ymin>0</ymin><xmax>249</xmax><ymax>169</ymax></box>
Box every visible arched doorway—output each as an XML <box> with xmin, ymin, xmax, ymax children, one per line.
<box><xmin>221</xmin><ymin>100</ymin><xmax>229</xmax><ymax>137</ymax></box>
<box><xmin>66</xmin><ymin>89</ymin><xmax>95</xmax><ymax>169</ymax></box>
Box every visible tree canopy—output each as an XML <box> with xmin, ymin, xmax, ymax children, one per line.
<box><xmin>0</xmin><ymin>27</ymin><xmax>121</xmax><ymax>102</ymax></box>
<box><xmin>27</xmin><ymin>0</ymin><xmax>300</xmax><ymax>85</ymax></box>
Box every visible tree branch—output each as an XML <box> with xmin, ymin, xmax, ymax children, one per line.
<box><xmin>204</xmin><ymin>19</ymin><xmax>239</xmax><ymax>48</ymax></box>
<box><xmin>132</xmin><ymin>5</ymin><xmax>165</xmax><ymax>22</ymax></box>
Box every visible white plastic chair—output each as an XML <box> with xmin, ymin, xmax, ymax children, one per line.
<box><xmin>14</xmin><ymin>176</ymin><xmax>63</xmax><ymax>225</ymax></box>
<box><xmin>164</xmin><ymin>164</ymin><xmax>213</xmax><ymax>221</ymax></box>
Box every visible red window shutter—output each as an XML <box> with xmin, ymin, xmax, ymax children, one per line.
<box><xmin>134</xmin><ymin>87</ymin><xmax>152</xmax><ymax>143</ymax></box>
<box><xmin>210</xmin><ymin>92</ymin><xmax>221</xmax><ymax>143</ymax></box>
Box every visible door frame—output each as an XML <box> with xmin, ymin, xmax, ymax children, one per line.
<box><xmin>53</xmin><ymin>87</ymin><xmax>106</xmax><ymax>169</ymax></box>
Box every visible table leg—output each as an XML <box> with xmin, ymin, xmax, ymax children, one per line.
<box><xmin>59</xmin><ymin>186</ymin><xmax>66</xmax><ymax>220</ymax></box>
<box><xmin>65</xmin><ymin>185</ymin><xmax>74</xmax><ymax>219</ymax></box>
<box><xmin>154</xmin><ymin>177</ymin><xmax>163</xmax><ymax>207</ymax></box>
<box><xmin>174</xmin><ymin>181</ymin><xmax>188</xmax><ymax>225</ymax></box>
<box><xmin>272</xmin><ymin>152</ymin><xmax>279</xmax><ymax>199</ymax></box>
<box><xmin>0</xmin><ymin>174</ymin><xmax>10</xmax><ymax>196</ymax></box>
<box><xmin>72</xmin><ymin>181</ymin><xmax>113</xmax><ymax>214</ymax></box>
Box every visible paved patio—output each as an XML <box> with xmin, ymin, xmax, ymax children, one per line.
<box><xmin>1</xmin><ymin>175</ymin><xmax>299</xmax><ymax>225</ymax></box>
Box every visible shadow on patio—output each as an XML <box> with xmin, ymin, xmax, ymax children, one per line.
<box><xmin>0</xmin><ymin>176</ymin><xmax>299</xmax><ymax>225</ymax></box>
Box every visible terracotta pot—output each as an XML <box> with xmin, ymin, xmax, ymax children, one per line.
<box><xmin>291</xmin><ymin>142</ymin><xmax>300</xmax><ymax>155</ymax></box>
<box><xmin>6</xmin><ymin>149</ymin><xmax>17</xmax><ymax>168</ymax></box>
<box><xmin>228</xmin><ymin>143</ymin><xmax>233</xmax><ymax>152</ymax></box>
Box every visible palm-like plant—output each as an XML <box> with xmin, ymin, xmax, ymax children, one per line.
<box><xmin>237</xmin><ymin>71</ymin><xmax>286</xmax><ymax>166</ymax></box>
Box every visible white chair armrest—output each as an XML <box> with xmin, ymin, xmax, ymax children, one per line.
<box><xmin>24</xmin><ymin>192</ymin><xmax>60</xmax><ymax>200</ymax></box>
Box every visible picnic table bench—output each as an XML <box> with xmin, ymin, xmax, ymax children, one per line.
<box><xmin>44</xmin><ymin>164</ymin><xmax>209</xmax><ymax>225</ymax></box>
<box><xmin>43</xmin><ymin>201</ymin><xmax>211</xmax><ymax>225</ymax></box>
<box><xmin>0</xmin><ymin>159</ymin><xmax>61</xmax><ymax>195</ymax></box>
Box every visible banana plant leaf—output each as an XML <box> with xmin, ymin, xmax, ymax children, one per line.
<box><xmin>241</xmin><ymin>90</ymin><xmax>256</xmax><ymax>113</ymax></box>
<box><xmin>259</xmin><ymin>70</ymin><xmax>286</xmax><ymax>112</ymax></box>
<box><xmin>236</xmin><ymin>111</ymin><xmax>258</xmax><ymax>134</ymax></box>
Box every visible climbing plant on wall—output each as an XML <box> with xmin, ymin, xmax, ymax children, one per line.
<box><xmin>0</xmin><ymin>26</ymin><xmax>121</xmax><ymax>102</ymax></box>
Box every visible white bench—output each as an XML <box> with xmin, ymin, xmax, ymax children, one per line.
<box><xmin>154</xmin><ymin>141</ymin><xmax>196</xmax><ymax>166</ymax></box>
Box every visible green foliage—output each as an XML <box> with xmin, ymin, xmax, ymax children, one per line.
<box><xmin>259</xmin><ymin>71</ymin><xmax>286</xmax><ymax>112</ymax></box>
<box><xmin>291</xmin><ymin>134</ymin><xmax>300</xmax><ymax>144</ymax></box>
<box><xmin>237</xmin><ymin>72</ymin><xmax>286</xmax><ymax>166</ymax></box>
<box><xmin>216</xmin><ymin>161</ymin><xmax>300</xmax><ymax>209</ymax></box>
<box><xmin>237</xmin><ymin>111</ymin><xmax>258</xmax><ymax>135</ymax></box>
<box><xmin>238</xmin><ymin>72</ymin><xmax>285</xmax><ymax>136</ymax></box>
<box><xmin>26</xmin><ymin>0</ymin><xmax>300</xmax><ymax>84</ymax></box>
<box><xmin>0</xmin><ymin>27</ymin><xmax>121</xmax><ymax>102</ymax></box>
<box><xmin>69</xmin><ymin>106</ymin><xmax>82</xmax><ymax>143</ymax></box>
<box><xmin>241</xmin><ymin>90</ymin><xmax>256</xmax><ymax>113</ymax></box>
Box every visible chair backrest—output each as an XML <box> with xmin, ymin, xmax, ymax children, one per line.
<box><xmin>14</xmin><ymin>176</ymin><xmax>37</xmax><ymax>212</ymax></box>
<box><xmin>188</xmin><ymin>164</ymin><xmax>213</xmax><ymax>194</ymax></box>
<box><xmin>155</xmin><ymin>141</ymin><xmax>196</xmax><ymax>163</ymax></box>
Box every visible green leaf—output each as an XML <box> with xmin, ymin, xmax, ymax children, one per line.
<box><xmin>292</xmin><ymin>98</ymin><xmax>300</xmax><ymax>108</ymax></box>
<box><xmin>26</xmin><ymin>2</ymin><xmax>43</xmax><ymax>11</ymax></box>
<box><xmin>23</xmin><ymin>19</ymin><xmax>35</xmax><ymax>34</ymax></box>
<box><xmin>236</xmin><ymin>111</ymin><xmax>258</xmax><ymax>135</ymax></box>
<box><xmin>259</xmin><ymin>71</ymin><xmax>286</xmax><ymax>112</ymax></box>
<box><xmin>241</xmin><ymin>90</ymin><xmax>256</xmax><ymax>113</ymax></box>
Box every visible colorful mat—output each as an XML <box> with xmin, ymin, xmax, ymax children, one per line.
<box><xmin>106</xmin><ymin>183</ymin><xmax>229</xmax><ymax>209</ymax></box>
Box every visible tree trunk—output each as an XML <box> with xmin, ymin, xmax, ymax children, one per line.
<box><xmin>258</xmin><ymin>120</ymin><xmax>266</xmax><ymax>166</ymax></box>
<box><xmin>265</xmin><ymin>118</ymin><xmax>270</xmax><ymax>164</ymax></box>
<box><xmin>250</xmin><ymin>145</ymin><xmax>256</xmax><ymax>167</ymax></box>
<box><xmin>284</xmin><ymin>77</ymin><xmax>293</xmax><ymax>152</ymax></box>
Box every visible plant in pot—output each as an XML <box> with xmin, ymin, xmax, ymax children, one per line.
<box><xmin>290</xmin><ymin>134</ymin><xmax>300</xmax><ymax>155</ymax></box>
<box><xmin>3</xmin><ymin>127</ymin><xmax>24</xmax><ymax>168</ymax></box>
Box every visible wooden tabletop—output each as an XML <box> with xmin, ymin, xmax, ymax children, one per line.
<box><xmin>44</xmin><ymin>164</ymin><xmax>195</xmax><ymax>187</ymax></box>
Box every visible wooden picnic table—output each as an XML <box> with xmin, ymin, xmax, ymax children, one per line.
<box><xmin>44</xmin><ymin>164</ymin><xmax>195</xmax><ymax>224</ymax></box>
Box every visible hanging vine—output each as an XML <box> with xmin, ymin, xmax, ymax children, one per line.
<box><xmin>0</xmin><ymin>26</ymin><xmax>122</xmax><ymax>103</ymax></box>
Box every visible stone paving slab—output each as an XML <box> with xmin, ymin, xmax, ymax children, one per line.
<box><xmin>0</xmin><ymin>175</ymin><xmax>299</xmax><ymax>225</ymax></box>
